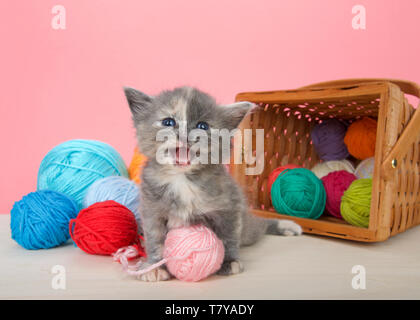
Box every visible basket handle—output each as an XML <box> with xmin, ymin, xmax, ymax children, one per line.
<box><xmin>382</xmin><ymin>105</ymin><xmax>420</xmax><ymax>180</ymax></box>
<box><xmin>300</xmin><ymin>78</ymin><xmax>420</xmax><ymax>98</ymax></box>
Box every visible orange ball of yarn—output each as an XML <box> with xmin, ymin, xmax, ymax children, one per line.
<box><xmin>268</xmin><ymin>164</ymin><xmax>301</xmax><ymax>193</ymax></box>
<box><xmin>344</xmin><ymin>117</ymin><xmax>377</xmax><ymax>160</ymax></box>
<box><xmin>69</xmin><ymin>200</ymin><xmax>139</xmax><ymax>255</ymax></box>
<box><xmin>128</xmin><ymin>147</ymin><xmax>147</xmax><ymax>184</ymax></box>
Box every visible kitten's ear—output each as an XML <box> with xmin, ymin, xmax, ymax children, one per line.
<box><xmin>221</xmin><ymin>101</ymin><xmax>255</xmax><ymax>129</ymax></box>
<box><xmin>124</xmin><ymin>87</ymin><xmax>153</xmax><ymax>121</ymax></box>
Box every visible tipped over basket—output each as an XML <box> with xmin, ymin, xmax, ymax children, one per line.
<box><xmin>231</xmin><ymin>79</ymin><xmax>420</xmax><ymax>242</ymax></box>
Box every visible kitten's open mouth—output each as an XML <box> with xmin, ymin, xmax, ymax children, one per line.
<box><xmin>175</xmin><ymin>147</ymin><xmax>190</xmax><ymax>167</ymax></box>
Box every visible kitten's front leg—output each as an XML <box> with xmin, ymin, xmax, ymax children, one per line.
<box><xmin>138</xmin><ymin>215</ymin><xmax>172</xmax><ymax>282</ymax></box>
<box><xmin>214</xmin><ymin>213</ymin><xmax>244</xmax><ymax>276</ymax></box>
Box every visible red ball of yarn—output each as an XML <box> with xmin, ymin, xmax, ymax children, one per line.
<box><xmin>268</xmin><ymin>164</ymin><xmax>301</xmax><ymax>194</ymax></box>
<box><xmin>321</xmin><ymin>170</ymin><xmax>357</xmax><ymax>218</ymax></box>
<box><xmin>69</xmin><ymin>200</ymin><xmax>140</xmax><ymax>255</ymax></box>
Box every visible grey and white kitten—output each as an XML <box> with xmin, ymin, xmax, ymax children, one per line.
<box><xmin>124</xmin><ymin>86</ymin><xmax>302</xmax><ymax>282</ymax></box>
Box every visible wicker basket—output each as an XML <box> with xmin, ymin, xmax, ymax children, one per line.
<box><xmin>232</xmin><ymin>78</ymin><xmax>420</xmax><ymax>242</ymax></box>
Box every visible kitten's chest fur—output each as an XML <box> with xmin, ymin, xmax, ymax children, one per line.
<box><xmin>159</xmin><ymin>172</ymin><xmax>208</xmax><ymax>228</ymax></box>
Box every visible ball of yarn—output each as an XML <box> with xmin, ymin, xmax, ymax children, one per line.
<box><xmin>84</xmin><ymin>176</ymin><xmax>141</xmax><ymax>229</ymax></box>
<box><xmin>69</xmin><ymin>200</ymin><xmax>139</xmax><ymax>255</ymax></box>
<box><xmin>37</xmin><ymin>139</ymin><xmax>128</xmax><ymax>210</ymax></box>
<box><xmin>341</xmin><ymin>178</ymin><xmax>372</xmax><ymax>228</ymax></box>
<box><xmin>355</xmin><ymin>157</ymin><xmax>375</xmax><ymax>179</ymax></box>
<box><xmin>267</xmin><ymin>164</ymin><xmax>301</xmax><ymax>193</ymax></box>
<box><xmin>344</xmin><ymin>117</ymin><xmax>377</xmax><ymax>160</ymax></box>
<box><xmin>311</xmin><ymin>159</ymin><xmax>355</xmax><ymax>179</ymax></box>
<box><xmin>164</xmin><ymin>225</ymin><xmax>225</xmax><ymax>282</ymax></box>
<box><xmin>321</xmin><ymin>171</ymin><xmax>357</xmax><ymax>218</ymax></box>
<box><xmin>128</xmin><ymin>147</ymin><xmax>147</xmax><ymax>184</ymax></box>
<box><xmin>271</xmin><ymin>168</ymin><xmax>326</xmax><ymax>219</ymax></box>
<box><xmin>10</xmin><ymin>190</ymin><xmax>78</xmax><ymax>250</ymax></box>
<box><xmin>311</xmin><ymin>119</ymin><xmax>349</xmax><ymax>161</ymax></box>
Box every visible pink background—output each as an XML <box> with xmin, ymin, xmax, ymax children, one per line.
<box><xmin>1</xmin><ymin>0</ymin><xmax>419</xmax><ymax>213</ymax></box>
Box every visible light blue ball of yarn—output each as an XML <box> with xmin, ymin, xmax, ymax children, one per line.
<box><xmin>355</xmin><ymin>157</ymin><xmax>375</xmax><ymax>179</ymax></box>
<box><xmin>10</xmin><ymin>190</ymin><xmax>78</xmax><ymax>250</ymax></box>
<box><xmin>84</xmin><ymin>176</ymin><xmax>141</xmax><ymax>228</ymax></box>
<box><xmin>37</xmin><ymin>139</ymin><xmax>128</xmax><ymax>210</ymax></box>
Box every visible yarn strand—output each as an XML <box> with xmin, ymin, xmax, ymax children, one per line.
<box><xmin>114</xmin><ymin>225</ymin><xmax>225</xmax><ymax>281</ymax></box>
<box><xmin>115</xmin><ymin>242</ymin><xmax>219</xmax><ymax>277</ymax></box>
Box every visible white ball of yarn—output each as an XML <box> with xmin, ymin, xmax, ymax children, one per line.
<box><xmin>311</xmin><ymin>160</ymin><xmax>355</xmax><ymax>179</ymax></box>
<box><xmin>355</xmin><ymin>157</ymin><xmax>375</xmax><ymax>179</ymax></box>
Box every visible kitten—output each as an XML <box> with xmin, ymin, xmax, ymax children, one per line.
<box><xmin>124</xmin><ymin>86</ymin><xmax>302</xmax><ymax>281</ymax></box>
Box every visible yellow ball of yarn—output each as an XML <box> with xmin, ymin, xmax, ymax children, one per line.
<box><xmin>128</xmin><ymin>147</ymin><xmax>147</xmax><ymax>184</ymax></box>
<box><xmin>340</xmin><ymin>178</ymin><xmax>372</xmax><ymax>228</ymax></box>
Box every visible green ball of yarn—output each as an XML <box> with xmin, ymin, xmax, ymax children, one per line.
<box><xmin>271</xmin><ymin>168</ymin><xmax>326</xmax><ymax>219</ymax></box>
<box><xmin>340</xmin><ymin>178</ymin><xmax>372</xmax><ymax>228</ymax></box>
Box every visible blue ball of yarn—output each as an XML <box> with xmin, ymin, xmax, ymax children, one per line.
<box><xmin>37</xmin><ymin>139</ymin><xmax>128</xmax><ymax>210</ymax></box>
<box><xmin>84</xmin><ymin>176</ymin><xmax>141</xmax><ymax>229</ymax></box>
<box><xmin>10</xmin><ymin>190</ymin><xmax>78</xmax><ymax>250</ymax></box>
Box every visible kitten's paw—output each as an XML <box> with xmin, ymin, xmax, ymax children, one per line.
<box><xmin>137</xmin><ymin>267</ymin><xmax>172</xmax><ymax>282</ymax></box>
<box><xmin>217</xmin><ymin>260</ymin><xmax>244</xmax><ymax>276</ymax></box>
<box><xmin>277</xmin><ymin>220</ymin><xmax>303</xmax><ymax>236</ymax></box>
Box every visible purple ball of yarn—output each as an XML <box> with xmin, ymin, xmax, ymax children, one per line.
<box><xmin>311</xmin><ymin>119</ymin><xmax>349</xmax><ymax>161</ymax></box>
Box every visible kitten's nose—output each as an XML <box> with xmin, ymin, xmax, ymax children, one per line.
<box><xmin>177</xmin><ymin>139</ymin><xmax>187</xmax><ymax>148</ymax></box>
<box><xmin>175</xmin><ymin>146</ymin><xmax>190</xmax><ymax>166</ymax></box>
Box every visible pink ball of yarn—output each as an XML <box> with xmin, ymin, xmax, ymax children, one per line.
<box><xmin>164</xmin><ymin>225</ymin><xmax>225</xmax><ymax>282</ymax></box>
<box><xmin>321</xmin><ymin>170</ymin><xmax>357</xmax><ymax>218</ymax></box>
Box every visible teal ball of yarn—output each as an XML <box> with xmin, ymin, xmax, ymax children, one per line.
<box><xmin>10</xmin><ymin>190</ymin><xmax>78</xmax><ymax>250</ymax></box>
<box><xmin>37</xmin><ymin>139</ymin><xmax>128</xmax><ymax>210</ymax></box>
<box><xmin>271</xmin><ymin>168</ymin><xmax>326</xmax><ymax>219</ymax></box>
<box><xmin>84</xmin><ymin>176</ymin><xmax>141</xmax><ymax>231</ymax></box>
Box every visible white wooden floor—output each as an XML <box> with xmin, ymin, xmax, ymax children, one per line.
<box><xmin>1</xmin><ymin>214</ymin><xmax>419</xmax><ymax>300</ymax></box>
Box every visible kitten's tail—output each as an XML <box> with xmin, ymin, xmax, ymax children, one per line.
<box><xmin>240</xmin><ymin>211</ymin><xmax>302</xmax><ymax>247</ymax></box>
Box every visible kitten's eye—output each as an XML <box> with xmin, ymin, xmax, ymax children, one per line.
<box><xmin>196</xmin><ymin>121</ymin><xmax>209</xmax><ymax>130</ymax></box>
<box><xmin>162</xmin><ymin>118</ymin><xmax>176</xmax><ymax>127</ymax></box>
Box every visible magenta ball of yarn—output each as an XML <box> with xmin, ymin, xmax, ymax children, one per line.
<box><xmin>311</xmin><ymin>119</ymin><xmax>349</xmax><ymax>161</ymax></box>
<box><xmin>321</xmin><ymin>170</ymin><xmax>357</xmax><ymax>218</ymax></box>
<box><xmin>164</xmin><ymin>225</ymin><xmax>225</xmax><ymax>282</ymax></box>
